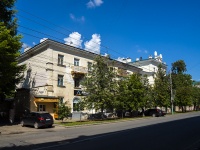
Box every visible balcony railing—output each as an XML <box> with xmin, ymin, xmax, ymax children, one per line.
<box><xmin>71</xmin><ymin>66</ymin><xmax>88</xmax><ymax>74</ymax></box>
<box><xmin>117</xmin><ymin>69</ymin><xmax>128</xmax><ymax>77</ymax></box>
<box><xmin>32</xmin><ymin>85</ymin><xmax>54</xmax><ymax>96</ymax></box>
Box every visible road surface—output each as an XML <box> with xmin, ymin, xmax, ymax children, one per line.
<box><xmin>1</xmin><ymin>112</ymin><xmax>200</xmax><ymax>150</ymax></box>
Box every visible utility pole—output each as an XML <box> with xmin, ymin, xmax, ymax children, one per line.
<box><xmin>170</xmin><ymin>70</ymin><xmax>173</xmax><ymax>114</ymax></box>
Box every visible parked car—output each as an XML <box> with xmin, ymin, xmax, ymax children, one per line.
<box><xmin>144</xmin><ymin>109</ymin><xmax>166</xmax><ymax>117</ymax></box>
<box><xmin>21</xmin><ymin>112</ymin><xmax>54</xmax><ymax>129</ymax></box>
<box><xmin>87</xmin><ymin>113</ymin><xmax>107</xmax><ymax>120</ymax></box>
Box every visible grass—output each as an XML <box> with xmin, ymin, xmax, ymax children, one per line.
<box><xmin>55</xmin><ymin>117</ymin><xmax>143</xmax><ymax>127</ymax></box>
<box><xmin>55</xmin><ymin>110</ymin><xmax>200</xmax><ymax>127</ymax></box>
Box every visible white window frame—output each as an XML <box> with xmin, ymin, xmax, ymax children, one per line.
<box><xmin>74</xmin><ymin>58</ymin><xmax>80</xmax><ymax>66</ymax></box>
<box><xmin>58</xmin><ymin>54</ymin><xmax>64</xmax><ymax>65</ymax></box>
<box><xmin>58</xmin><ymin>75</ymin><xmax>64</xmax><ymax>86</ymax></box>
<box><xmin>38</xmin><ymin>104</ymin><xmax>46</xmax><ymax>111</ymax></box>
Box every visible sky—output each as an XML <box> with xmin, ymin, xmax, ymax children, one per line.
<box><xmin>15</xmin><ymin>0</ymin><xmax>200</xmax><ymax>81</ymax></box>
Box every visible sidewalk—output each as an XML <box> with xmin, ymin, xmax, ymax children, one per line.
<box><xmin>0</xmin><ymin>120</ymin><xmax>65</xmax><ymax>135</ymax></box>
<box><xmin>0</xmin><ymin>122</ymin><xmax>24</xmax><ymax>135</ymax></box>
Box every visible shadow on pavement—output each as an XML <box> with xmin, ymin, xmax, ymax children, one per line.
<box><xmin>1</xmin><ymin>116</ymin><xmax>200</xmax><ymax>150</ymax></box>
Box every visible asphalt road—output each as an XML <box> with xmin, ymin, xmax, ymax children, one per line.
<box><xmin>1</xmin><ymin>112</ymin><xmax>200</xmax><ymax>150</ymax></box>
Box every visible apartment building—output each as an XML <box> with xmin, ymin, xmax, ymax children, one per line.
<box><xmin>16</xmin><ymin>39</ymin><xmax>142</xmax><ymax>119</ymax></box>
<box><xmin>121</xmin><ymin>51</ymin><xmax>167</xmax><ymax>85</ymax></box>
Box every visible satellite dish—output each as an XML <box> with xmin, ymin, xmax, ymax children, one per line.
<box><xmin>154</xmin><ymin>51</ymin><xmax>157</xmax><ymax>56</ymax></box>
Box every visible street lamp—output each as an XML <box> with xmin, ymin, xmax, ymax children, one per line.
<box><xmin>170</xmin><ymin>70</ymin><xmax>173</xmax><ymax>114</ymax></box>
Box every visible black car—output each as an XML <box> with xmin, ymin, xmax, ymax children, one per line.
<box><xmin>144</xmin><ymin>109</ymin><xmax>166</xmax><ymax>117</ymax></box>
<box><xmin>88</xmin><ymin>113</ymin><xmax>107</xmax><ymax>120</ymax></box>
<box><xmin>21</xmin><ymin>112</ymin><xmax>54</xmax><ymax>129</ymax></box>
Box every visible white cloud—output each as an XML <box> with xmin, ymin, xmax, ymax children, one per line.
<box><xmin>87</xmin><ymin>0</ymin><xmax>103</xmax><ymax>8</ymax></box>
<box><xmin>32</xmin><ymin>42</ymin><xmax>36</xmax><ymax>45</ymax></box>
<box><xmin>84</xmin><ymin>34</ymin><xmax>101</xmax><ymax>54</ymax></box>
<box><xmin>64</xmin><ymin>32</ymin><xmax>82</xmax><ymax>48</ymax></box>
<box><xmin>22</xmin><ymin>43</ymin><xmax>31</xmax><ymax>52</ymax></box>
<box><xmin>137</xmin><ymin>49</ymin><xmax>148</xmax><ymax>54</ymax></box>
<box><xmin>22</xmin><ymin>43</ymin><xmax>29</xmax><ymax>49</ymax></box>
<box><xmin>40</xmin><ymin>38</ymin><xmax>48</xmax><ymax>43</ymax></box>
<box><xmin>70</xmin><ymin>13</ymin><xmax>85</xmax><ymax>22</ymax></box>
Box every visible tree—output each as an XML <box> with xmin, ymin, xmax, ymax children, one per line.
<box><xmin>192</xmin><ymin>86</ymin><xmax>200</xmax><ymax>111</ymax></box>
<box><xmin>173</xmin><ymin>74</ymin><xmax>193</xmax><ymax>112</ymax></box>
<box><xmin>57</xmin><ymin>102</ymin><xmax>71</xmax><ymax>122</ymax></box>
<box><xmin>171</xmin><ymin>60</ymin><xmax>187</xmax><ymax>74</ymax></box>
<box><xmin>0</xmin><ymin>0</ymin><xmax>17</xmax><ymax>35</ymax></box>
<box><xmin>141</xmin><ymin>75</ymin><xmax>153</xmax><ymax>111</ymax></box>
<box><xmin>81</xmin><ymin>56</ymin><xmax>117</xmax><ymax>114</ymax></box>
<box><xmin>153</xmin><ymin>64</ymin><xmax>170</xmax><ymax>108</ymax></box>
<box><xmin>0</xmin><ymin>0</ymin><xmax>25</xmax><ymax>100</ymax></box>
<box><xmin>171</xmin><ymin>60</ymin><xmax>193</xmax><ymax>112</ymax></box>
<box><xmin>116</xmin><ymin>73</ymin><xmax>144</xmax><ymax>114</ymax></box>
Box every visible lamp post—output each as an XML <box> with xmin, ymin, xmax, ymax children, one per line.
<box><xmin>170</xmin><ymin>70</ymin><xmax>173</xmax><ymax>114</ymax></box>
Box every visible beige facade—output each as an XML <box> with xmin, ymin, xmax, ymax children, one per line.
<box><xmin>125</xmin><ymin>51</ymin><xmax>167</xmax><ymax>85</ymax></box>
<box><xmin>17</xmin><ymin>39</ymin><xmax>142</xmax><ymax>115</ymax></box>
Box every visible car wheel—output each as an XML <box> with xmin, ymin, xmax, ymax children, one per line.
<box><xmin>152</xmin><ymin>114</ymin><xmax>156</xmax><ymax>117</ymax></box>
<box><xmin>21</xmin><ymin>121</ymin><xmax>25</xmax><ymax>127</ymax></box>
<box><xmin>34</xmin><ymin>122</ymin><xmax>39</xmax><ymax>129</ymax></box>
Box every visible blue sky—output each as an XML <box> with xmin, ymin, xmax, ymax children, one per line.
<box><xmin>15</xmin><ymin>0</ymin><xmax>200</xmax><ymax>81</ymax></box>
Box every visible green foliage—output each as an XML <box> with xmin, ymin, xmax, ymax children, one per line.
<box><xmin>153</xmin><ymin>64</ymin><xmax>170</xmax><ymax>108</ymax></box>
<box><xmin>192</xmin><ymin>86</ymin><xmax>200</xmax><ymax>110</ymax></box>
<box><xmin>0</xmin><ymin>23</ymin><xmax>25</xmax><ymax>98</ymax></box>
<box><xmin>171</xmin><ymin>60</ymin><xmax>187</xmax><ymax>74</ymax></box>
<box><xmin>73</xmin><ymin>100</ymin><xmax>85</xmax><ymax>111</ymax></box>
<box><xmin>81</xmin><ymin>56</ymin><xmax>117</xmax><ymax>113</ymax></box>
<box><xmin>0</xmin><ymin>0</ymin><xmax>17</xmax><ymax>36</ymax></box>
<box><xmin>173</xmin><ymin>73</ymin><xmax>193</xmax><ymax>111</ymax></box>
<box><xmin>0</xmin><ymin>1</ymin><xmax>26</xmax><ymax>99</ymax></box>
<box><xmin>57</xmin><ymin>102</ymin><xmax>71</xmax><ymax>121</ymax></box>
<box><xmin>171</xmin><ymin>60</ymin><xmax>193</xmax><ymax>112</ymax></box>
<box><xmin>141</xmin><ymin>75</ymin><xmax>153</xmax><ymax>109</ymax></box>
<box><xmin>116</xmin><ymin>73</ymin><xmax>144</xmax><ymax>111</ymax></box>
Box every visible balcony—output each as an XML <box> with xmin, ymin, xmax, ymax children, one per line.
<box><xmin>32</xmin><ymin>85</ymin><xmax>54</xmax><ymax>96</ymax></box>
<box><xmin>71</xmin><ymin>66</ymin><xmax>88</xmax><ymax>78</ymax></box>
<box><xmin>117</xmin><ymin>68</ymin><xmax>128</xmax><ymax>77</ymax></box>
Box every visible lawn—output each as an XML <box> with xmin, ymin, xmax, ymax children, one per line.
<box><xmin>54</xmin><ymin>117</ymin><xmax>143</xmax><ymax>127</ymax></box>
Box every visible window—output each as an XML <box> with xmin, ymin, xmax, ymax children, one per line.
<box><xmin>38</xmin><ymin>104</ymin><xmax>46</xmax><ymax>111</ymax></box>
<box><xmin>73</xmin><ymin>97</ymin><xmax>84</xmax><ymax>111</ymax></box>
<box><xmin>88</xmin><ymin>62</ymin><xmax>92</xmax><ymax>72</ymax></box>
<box><xmin>74</xmin><ymin>78</ymin><xmax>80</xmax><ymax>88</ymax></box>
<box><xmin>58</xmin><ymin>75</ymin><xmax>64</xmax><ymax>86</ymax></box>
<box><xmin>109</xmin><ymin>67</ymin><xmax>114</xmax><ymax>72</ymax></box>
<box><xmin>74</xmin><ymin>58</ymin><xmax>79</xmax><ymax>66</ymax></box>
<box><xmin>58</xmin><ymin>54</ymin><xmax>64</xmax><ymax>65</ymax></box>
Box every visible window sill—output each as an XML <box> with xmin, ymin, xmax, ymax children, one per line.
<box><xmin>57</xmin><ymin>85</ymin><xmax>66</xmax><ymax>88</ymax></box>
<box><xmin>57</xmin><ymin>64</ymin><xmax>66</xmax><ymax>67</ymax></box>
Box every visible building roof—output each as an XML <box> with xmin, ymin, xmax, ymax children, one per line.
<box><xmin>18</xmin><ymin>39</ymin><xmax>142</xmax><ymax>73</ymax></box>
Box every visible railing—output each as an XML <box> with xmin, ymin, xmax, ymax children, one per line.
<box><xmin>71</xmin><ymin>66</ymin><xmax>88</xmax><ymax>74</ymax></box>
<box><xmin>32</xmin><ymin>85</ymin><xmax>54</xmax><ymax>96</ymax></box>
<box><xmin>117</xmin><ymin>68</ymin><xmax>128</xmax><ymax>77</ymax></box>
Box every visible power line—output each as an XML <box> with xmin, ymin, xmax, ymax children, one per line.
<box><xmin>19</xmin><ymin>25</ymin><xmax>63</xmax><ymax>42</ymax></box>
<box><xmin>16</xmin><ymin>7</ymin><xmax>129</xmax><ymax>59</ymax></box>
<box><xmin>17</xmin><ymin>30</ymin><xmax>122</xmax><ymax>60</ymax></box>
